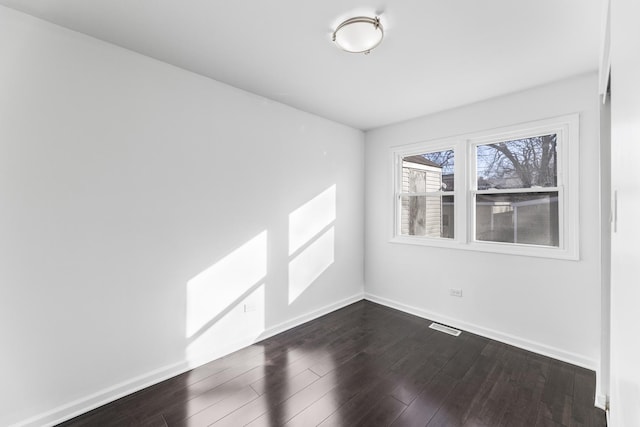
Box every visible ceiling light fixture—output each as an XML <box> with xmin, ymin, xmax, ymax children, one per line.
<box><xmin>332</xmin><ymin>16</ymin><xmax>383</xmax><ymax>54</ymax></box>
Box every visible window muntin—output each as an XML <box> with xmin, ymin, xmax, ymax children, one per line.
<box><xmin>473</xmin><ymin>134</ymin><xmax>560</xmax><ymax>247</ymax></box>
<box><xmin>398</xmin><ymin>150</ymin><xmax>454</xmax><ymax>239</ymax></box>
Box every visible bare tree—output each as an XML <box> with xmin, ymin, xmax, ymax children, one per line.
<box><xmin>479</xmin><ymin>134</ymin><xmax>557</xmax><ymax>188</ymax></box>
<box><xmin>422</xmin><ymin>150</ymin><xmax>454</xmax><ymax>173</ymax></box>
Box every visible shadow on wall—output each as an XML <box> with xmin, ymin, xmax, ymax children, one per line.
<box><xmin>184</xmin><ymin>185</ymin><xmax>337</xmax><ymax>364</ymax></box>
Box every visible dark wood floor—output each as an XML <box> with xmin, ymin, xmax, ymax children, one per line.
<box><xmin>58</xmin><ymin>301</ymin><xmax>606</xmax><ymax>427</ymax></box>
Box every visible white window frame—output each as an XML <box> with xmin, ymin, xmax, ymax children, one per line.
<box><xmin>391</xmin><ymin>137</ymin><xmax>466</xmax><ymax>250</ymax></box>
<box><xmin>390</xmin><ymin>114</ymin><xmax>579</xmax><ymax>260</ymax></box>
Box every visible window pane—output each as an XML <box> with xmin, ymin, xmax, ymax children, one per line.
<box><xmin>475</xmin><ymin>192</ymin><xmax>559</xmax><ymax>246</ymax></box>
<box><xmin>402</xmin><ymin>150</ymin><xmax>454</xmax><ymax>192</ymax></box>
<box><xmin>400</xmin><ymin>195</ymin><xmax>454</xmax><ymax>238</ymax></box>
<box><xmin>476</xmin><ymin>134</ymin><xmax>557</xmax><ymax>189</ymax></box>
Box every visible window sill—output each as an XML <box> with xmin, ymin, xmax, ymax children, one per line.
<box><xmin>389</xmin><ymin>235</ymin><xmax>579</xmax><ymax>261</ymax></box>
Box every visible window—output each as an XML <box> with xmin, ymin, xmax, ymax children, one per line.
<box><xmin>392</xmin><ymin>115</ymin><xmax>579</xmax><ymax>259</ymax></box>
<box><xmin>474</xmin><ymin>135</ymin><xmax>559</xmax><ymax>247</ymax></box>
<box><xmin>399</xmin><ymin>149</ymin><xmax>455</xmax><ymax>239</ymax></box>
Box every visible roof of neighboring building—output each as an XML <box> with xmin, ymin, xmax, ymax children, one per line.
<box><xmin>403</xmin><ymin>155</ymin><xmax>441</xmax><ymax>168</ymax></box>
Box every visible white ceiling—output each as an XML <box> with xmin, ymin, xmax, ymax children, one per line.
<box><xmin>0</xmin><ymin>1</ymin><xmax>602</xmax><ymax>130</ymax></box>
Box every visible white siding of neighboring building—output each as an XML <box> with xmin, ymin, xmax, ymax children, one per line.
<box><xmin>401</xmin><ymin>161</ymin><xmax>443</xmax><ymax>236</ymax></box>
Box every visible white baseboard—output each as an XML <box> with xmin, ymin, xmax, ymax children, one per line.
<box><xmin>364</xmin><ymin>292</ymin><xmax>598</xmax><ymax>371</ymax></box>
<box><xmin>258</xmin><ymin>292</ymin><xmax>365</xmax><ymax>342</ymax></box>
<box><xmin>15</xmin><ymin>292</ymin><xmax>364</xmax><ymax>427</ymax></box>
<box><xmin>13</xmin><ymin>360</ymin><xmax>189</xmax><ymax>427</ymax></box>
<box><xmin>595</xmin><ymin>393</ymin><xmax>608</xmax><ymax>411</ymax></box>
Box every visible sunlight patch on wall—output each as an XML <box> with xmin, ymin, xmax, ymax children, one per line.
<box><xmin>289</xmin><ymin>185</ymin><xmax>336</xmax><ymax>255</ymax></box>
<box><xmin>186</xmin><ymin>283</ymin><xmax>265</xmax><ymax>364</ymax></box>
<box><xmin>186</xmin><ymin>231</ymin><xmax>267</xmax><ymax>339</ymax></box>
<box><xmin>289</xmin><ymin>227</ymin><xmax>335</xmax><ymax>304</ymax></box>
<box><xmin>288</xmin><ymin>185</ymin><xmax>336</xmax><ymax>305</ymax></box>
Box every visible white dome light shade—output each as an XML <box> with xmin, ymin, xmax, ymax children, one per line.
<box><xmin>332</xmin><ymin>16</ymin><xmax>383</xmax><ymax>54</ymax></box>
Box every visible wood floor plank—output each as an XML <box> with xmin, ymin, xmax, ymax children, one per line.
<box><xmin>317</xmin><ymin>331</ymin><xmax>436</xmax><ymax>427</ymax></box>
<box><xmin>428</xmin><ymin>350</ymin><xmax>506</xmax><ymax>426</ymax></box>
<box><xmin>572</xmin><ymin>366</ymin><xmax>599</xmax><ymax>425</ymax></box>
<box><xmin>284</xmin><ymin>353</ymin><xmax>396</xmax><ymax>427</ymax></box>
<box><xmin>459</xmin><ymin>346</ymin><xmax>529</xmax><ymax>426</ymax></box>
<box><xmin>391</xmin><ymin>370</ymin><xmax>459</xmax><ymax>427</ymax></box>
<box><xmin>495</xmin><ymin>352</ymin><xmax>552</xmax><ymax>427</ymax></box>
<box><xmin>212</xmin><ymin>369</ymin><xmax>320</xmax><ymax>427</ymax></box>
<box><xmin>244</xmin><ymin>352</ymin><xmax>376</xmax><ymax>426</ymax></box>
<box><xmin>538</xmin><ymin>361</ymin><xmax>576</xmax><ymax>425</ymax></box>
<box><xmin>57</xmin><ymin>301</ymin><xmax>606</xmax><ymax>427</ymax></box>
<box><xmin>389</xmin><ymin>332</ymin><xmax>459</xmax><ymax>405</ymax></box>
<box><xmin>440</xmin><ymin>334</ymin><xmax>489</xmax><ymax>380</ymax></box>
<box><xmin>317</xmin><ymin>372</ymin><xmax>398</xmax><ymax>427</ymax></box>
<box><xmin>354</xmin><ymin>395</ymin><xmax>406</xmax><ymax>427</ymax></box>
<box><xmin>160</xmin><ymin>366</ymin><xmax>266</xmax><ymax>424</ymax></box>
<box><xmin>170</xmin><ymin>386</ymin><xmax>259</xmax><ymax>427</ymax></box>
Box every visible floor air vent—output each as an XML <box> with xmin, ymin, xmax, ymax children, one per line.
<box><xmin>429</xmin><ymin>322</ymin><xmax>461</xmax><ymax>337</ymax></box>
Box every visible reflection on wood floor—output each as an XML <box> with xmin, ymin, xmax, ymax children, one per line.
<box><xmin>58</xmin><ymin>300</ymin><xmax>607</xmax><ymax>427</ymax></box>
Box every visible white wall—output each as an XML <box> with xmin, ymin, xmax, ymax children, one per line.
<box><xmin>599</xmin><ymin>98</ymin><xmax>611</xmax><ymax>408</ymax></box>
<box><xmin>0</xmin><ymin>6</ymin><xmax>364</xmax><ymax>426</ymax></box>
<box><xmin>364</xmin><ymin>74</ymin><xmax>602</xmax><ymax>375</ymax></box>
<box><xmin>609</xmin><ymin>0</ymin><xmax>640</xmax><ymax>423</ymax></box>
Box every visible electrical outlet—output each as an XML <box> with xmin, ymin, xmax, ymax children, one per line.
<box><xmin>449</xmin><ymin>289</ymin><xmax>463</xmax><ymax>297</ymax></box>
<box><xmin>244</xmin><ymin>303</ymin><xmax>257</xmax><ymax>313</ymax></box>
